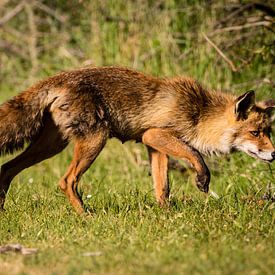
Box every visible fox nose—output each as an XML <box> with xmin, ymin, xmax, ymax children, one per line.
<box><xmin>272</xmin><ymin>151</ymin><xmax>275</xmax><ymax>161</ymax></box>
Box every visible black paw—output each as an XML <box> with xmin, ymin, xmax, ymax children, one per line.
<box><xmin>0</xmin><ymin>198</ymin><xmax>5</xmax><ymax>211</ymax></box>
<box><xmin>196</xmin><ymin>170</ymin><xmax>210</xmax><ymax>193</ymax></box>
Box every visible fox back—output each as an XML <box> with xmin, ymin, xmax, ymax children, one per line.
<box><xmin>0</xmin><ymin>66</ymin><xmax>274</xmax><ymax>213</ymax></box>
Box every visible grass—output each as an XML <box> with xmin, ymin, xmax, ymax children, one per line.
<box><xmin>0</xmin><ymin>50</ymin><xmax>274</xmax><ymax>275</ymax></box>
<box><xmin>0</xmin><ymin>139</ymin><xmax>274</xmax><ymax>274</ymax></box>
<box><xmin>0</xmin><ymin>1</ymin><xmax>274</xmax><ymax>274</ymax></box>
<box><xmin>0</xmin><ymin>62</ymin><xmax>274</xmax><ymax>275</ymax></box>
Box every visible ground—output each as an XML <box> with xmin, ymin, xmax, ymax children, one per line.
<box><xmin>0</xmin><ymin>139</ymin><xmax>274</xmax><ymax>274</ymax></box>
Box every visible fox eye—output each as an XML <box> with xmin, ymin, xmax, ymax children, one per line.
<box><xmin>250</xmin><ymin>131</ymin><xmax>259</xmax><ymax>137</ymax></box>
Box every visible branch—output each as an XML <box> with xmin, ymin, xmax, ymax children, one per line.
<box><xmin>25</xmin><ymin>2</ymin><xmax>38</xmax><ymax>74</ymax></box>
<box><xmin>222</xmin><ymin>32</ymin><xmax>255</xmax><ymax>50</ymax></box>
<box><xmin>2</xmin><ymin>25</ymin><xmax>29</xmax><ymax>43</ymax></box>
<box><xmin>0</xmin><ymin>1</ymin><xmax>25</xmax><ymax>26</ymax></box>
<box><xmin>33</xmin><ymin>1</ymin><xmax>67</xmax><ymax>23</ymax></box>
<box><xmin>0</xmin><ymin>39</ymin><xmax>28</xmax><ymax>59</ymax></box>
<box><xmin>202</xmin><ymin>32</ymin><xmax>237</xmax><ymax>72</ymax></box>
<box><xmin>250</xmin><ymin>2</ymin><xmax>275</xmax><ymax>17</ymax></box>
<box><xmin>215</xmin><ymin>3</ymin><xmax>253</xmax><ymax>28</ymax></box>
<box><xmin>215</xmin><ymin>2</ymin><xmax>275</xmax><ymax>28</ymax></box>
<box><xmin>211</xmin><ymin>21</ymin><xmax>272</xmax><ymax>36</ymax></box>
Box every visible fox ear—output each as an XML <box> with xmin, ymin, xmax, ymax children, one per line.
<box><xmin>235</xmin><ymin>90</ymin><xmax>255</xmax><ymax>120</ymax></box>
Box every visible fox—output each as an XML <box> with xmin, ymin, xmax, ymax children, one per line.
<box><xmin>0</xmin><ymin>66</ymin><xmax>274</xmax><ymax>214</ymax></box>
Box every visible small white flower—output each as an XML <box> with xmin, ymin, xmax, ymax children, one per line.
<box><xmin>28</xmin><ymin>178</ymin><xmax>34</xmax><ymax>184</ymax></box>
<box><xmin>86</xmin><ymin>194</ymin><xmax>92</xmax><ymax>199</ymax></box>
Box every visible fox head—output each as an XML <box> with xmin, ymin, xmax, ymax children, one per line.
<box><xmin>231</xmin><ymin>91</ymin><xmax>275</xmax><ymax>162</ymax></box>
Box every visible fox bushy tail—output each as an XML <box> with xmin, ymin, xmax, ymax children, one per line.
<box><xmin>0</xmin><ymin>87</ymin><xmax>49</xmax><ymax>155</ymax></box>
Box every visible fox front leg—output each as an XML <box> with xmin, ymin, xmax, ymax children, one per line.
<box><xmin>147</xmin><ymin>146</ymin><xmax>170</xmax><ymax>205</ymax></box>
<box><xmin>142</xmin><ymin>128</ymin><xmax>210</xmax><ymax>193</ymax></box>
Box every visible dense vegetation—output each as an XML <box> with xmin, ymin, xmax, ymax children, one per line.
<box><xmin>0</xmin><ymin>1</ymin><xmax>274</xmax><ymax>274</ymax></box>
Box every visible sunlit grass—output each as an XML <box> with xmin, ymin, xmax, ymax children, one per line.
<box><xmin>0</xmin><ymin>1</ymin><xmax>274</xmax><ymax>274</ymax></box>
<box><xmin>0</xmin><ymin>139</ymin><xmax>274</xmax><ymax>274</ymax></box>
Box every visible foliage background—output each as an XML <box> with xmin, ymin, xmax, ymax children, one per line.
<box><xmin>1</xmin><ymin>0</ymin><xmax>274</xmax><ymax>95</ymax></box>
<box><xmin>0</xmin><ymin>1</ymin><xmax>274</xmax><ymax>274</ymax></box>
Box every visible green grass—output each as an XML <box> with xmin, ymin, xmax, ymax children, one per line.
<box><xmin>0</xmin><ymin>1</ymin><xmax>274</xmax><ymax>274</ymax></box>
<box><xmin>0</xmin><ymin>140</ymin><xmax>274</xmax><ymax>274</ymax></box>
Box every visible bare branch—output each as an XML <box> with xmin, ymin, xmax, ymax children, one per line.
<box><xmin>25</xmin><ymin>2</ymin><xmax>38</xmax><ymax>74</ymax></box>
<box><xmin>2</xmin><ymin>26</ymin><xmax>29</xmax><ymax>42</ymax></box>
<box><xmin>251</xmin><ymin>2</ymin><xmax>275</xmax><ymax>17</ymax></box>
<box><xmin>211</xmin><ymin>21</ymin><xmax>273</xmax><ymax>36</ymax></box>
<box><xmin>202</xmin><ymin>32</ymin><xmax>237</xmax><ymax>72</ymax></box>
<box><xmin>216</xmin><ymin>2</ymin><xmax>275</xmax><ymax>27</ymax></box>
<box><xmin>222</xmin><ymin>32</ymin><xmax>255</xmax><ymax>50</ymax></box>
<box><xmin>33</xmin><ymin>1</ymin><xmax>67</xmax><ymax>23</ymax></box>
<box><xmin>215</xmin><ymin>3</ymin><xmax>253</xmax><ymax>28</ymax></box>
<box><xmin>0</xmin><ymin>39</ymin><xmax>28</xmax><ymax>59</ymax></box>
<box><xmin>0</xmin><ymin>1</ymin><xmax>24</xmax><ymax>26</ymax></box>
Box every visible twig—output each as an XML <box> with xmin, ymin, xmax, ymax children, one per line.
<box><xmin>33</xmin><ymin>1</ymin><xmax>67</xmax><ymax>23</ymax></box>
<box><xmin>216</xmin><ymin>2</ymin><xmax>275</xmax><ymax>28</ymax></box>
<box><xmin>210</xmin><ymin>21</ymin><xmax>272</xmax><ymax>36</ymax></box>
<box><xmin>252</xmin><ymin>2</ymin><xmax>275</xmax><ymax>17</ymax></box>
<box><xmin>215</xmin><ymin>3</ymin><xmax>253</xmax><ymax>28</ymax></box>
<box><xmin>25</xmin><ymin>2</ymin><xmax>38</xmax><ymax>75</ymax></box>
<box><xmin>0</xmin><ymin>244</ymin><xmax>38</xmax><ymax>255</ymax></box>
<box><xmin>222</xmin><ymin>32</ymin><xmax>255</xmax><ymax>50</ymax></box>
<box><xmin>202</xmin><ymin>32</ymin><xmax>237</xmax><ymax>72</ymax></box>
<box><xmin>0</xmin><ymin>39</ymin><xmax>28</xmax><ymax>59</ymax></box>
<box><xmin>2</xmin><ymin>25</ymin><xmax>29</xmax><ymax>42</ymax></box>
<box><xmin>0</xmin><ymin>1</ymin><xmax>24</xmax><ymax>26</ymax></box>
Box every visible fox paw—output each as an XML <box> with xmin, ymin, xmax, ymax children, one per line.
<box><xmin>0</xmin><ymin>200</ymin><xmax>5</xmax><ymax>211</ymax></box>
<box><xmin>196</xmin><ymin>171</ymin><xmax>210</xmax><ymax>193</ymax></box>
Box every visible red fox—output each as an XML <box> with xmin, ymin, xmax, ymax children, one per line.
<box><xmin>0</xmin><ymin>67</ymin><xmax>274</xmax><ymax>213</ymax></box>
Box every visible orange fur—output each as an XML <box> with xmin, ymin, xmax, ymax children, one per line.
<box><xmin>0</xmin><ymin>67</ymin><xmax>274</xmax><ymax>213</ymax></box>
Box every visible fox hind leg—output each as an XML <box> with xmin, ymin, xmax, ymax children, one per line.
<box><xmin>0</xmin><ymin>114</ymin><xmax>68</xmax><ymax>210</ymax></box>
<box><xmin>147</xmin><ymin>146</ymin><xmax>170</xmax><ymax>206</ymax></box>
<box><xmin>59</xmin><ymin>128</ymin><xmax>108</xmax><ymax>214</ymax></box>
